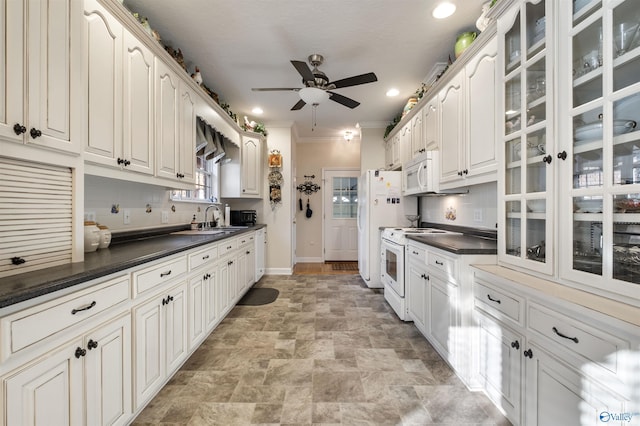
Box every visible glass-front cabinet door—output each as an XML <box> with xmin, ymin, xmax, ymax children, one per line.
<box><xmin>499</xmin><ymin>0</ymin><xmax>554</xmax><ymax>275</ymax></box>
<box><xmin>558</xmin><ymin>0</ymin><xmax>640</xmax><ymax>300</ymax></box>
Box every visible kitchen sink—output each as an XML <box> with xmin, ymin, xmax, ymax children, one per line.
<box><xmin>171</xmin><ymin>229</ymin><xmax>233</xmax><ymax>236</ymax></box>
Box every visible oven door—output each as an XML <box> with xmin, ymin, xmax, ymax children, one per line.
<box><xmin>380</xmin><ymin>238</ymin><xmax>405</xmax><ymax>297</ymax></box>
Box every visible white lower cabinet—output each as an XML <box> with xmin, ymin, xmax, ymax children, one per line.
<box><xmin>406</xmin><ymin>247</ymin><xmax>428</xmax><ymax>330</ymax></box>
<box><xmin>187</xmin><ymin>273</ymin><xmax>206</xmax><ymax>351</ymax></box>
<box><xmin>256</xmin><ymin>228</ymin><xmax>266</xmax><ymax>281</ymax></box>
<box><xmin>473</xmin><ymin>268</ymin><xmax>640</xmax><ymax>426</ymax></box>
<box><xmin>426</xmin><ymin>274</ymin><xmax>458</xmax><ymax>369</ymax></box>
<box><xmin>3</xmin><ymin>313</ymin><xmax>131</xmax><ymax>426</ymax></box>
<box><xmin>133</xmin><ymin>281</ymin><xmax>187</xmax><ymax>409</ymax></box>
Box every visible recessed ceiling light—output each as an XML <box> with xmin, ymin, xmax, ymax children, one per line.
<box><xmin>251</xmin><ymin>107</ymin><xmax>263</xmax><ymax>115</ymax></box>
<box><xmin>386</xmin><ymin>88</ymin><xmax>400</xmax><ymax>97</ymax></box>
<box><xmin>432</xmin><ymin>2</ymin><xmax>456</xmax><ymax>19</ymax></box>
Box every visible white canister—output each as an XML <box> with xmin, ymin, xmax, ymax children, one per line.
<box><xmin>224</xmin><ymin>204</ymin><xmax>231</xmax><ymax>227</ymax></box>
<box><xmin>84</xmin><ymin>221</ymin><xmax>101</xmax><ymax>252</ymax></box>
<box><xmin>97</xmin><ymin>225</ymin><xmax>112</xmax><ymax>249</ymax></box>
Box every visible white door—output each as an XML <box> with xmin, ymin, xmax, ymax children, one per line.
<box><xmin>323</xmin><ymin>169</ymin><xmax>359</xmax><ymax>261</ymax></box>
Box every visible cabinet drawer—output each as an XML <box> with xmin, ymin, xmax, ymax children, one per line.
<box><xmin>428</xmin><ymin>251</ymin><xmax>457</xmax><ymax>281</ymax></box>
<box><xmin>1</xmin><ymin>275</ymin><xmax>129</xmax><ymax>360</ymax></box>
<box><xmin>189</xmin><ymin>245</ymin><xmax>218</xmax><ymax>270</ymax></box>
<box><xmin>218</xmin><ymin>238</ymin><xmax>237</xmax><ymax>257</ymax></box>
<box><xmin>474</xmin><ymin>281</ymin><xmax>522</xmax><ymax>325</ymax></box>
<box><xmin>133</xmin><ymin>256</ymin><xmax>187</xmax><ymax>297</ymax></box>
<box><xmin>407</xmin><ymin>243</ymin><xmax>427</xmax><ymax>264</ymax></box>
<box><xmin>528</xmin><ymin>303</ymin><xmax>629</xmax><ymax>376</ymax></box>
<box><xmin>237</xmin><ymin>233</ymin><xmax>254</xmax><ymax>247</ymax></box>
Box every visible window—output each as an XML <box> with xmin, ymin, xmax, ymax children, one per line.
<box><xmin>332</xmin><ymin>176</ymin><xmax>358</xmax><ymax>218</ymax></box>
<box><xmin>170</xmin><ymin>154</ymin><xmax>219</xmax><ymax>202</ymax></box>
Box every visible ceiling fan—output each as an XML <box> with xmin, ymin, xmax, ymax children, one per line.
<box><xmin>251</xmin><ymin>54</ymin><xmax>378</xmax><ymax>111</ymax></box>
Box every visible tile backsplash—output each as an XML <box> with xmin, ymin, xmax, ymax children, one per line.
<box><xmin>84</xmin><ymin>175</ymin><xmax>209</xmax><ymax>232</ymax></box>
<box><xmin>419</xmin><ymin>181</ymin><xmax>497</xmax><ymax>230</ymax></box>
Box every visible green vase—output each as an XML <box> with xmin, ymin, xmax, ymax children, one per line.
<box><xmin>455</xmin><ymin>32</ymin><xmax>477</xmax><ymax>58</ymax></box>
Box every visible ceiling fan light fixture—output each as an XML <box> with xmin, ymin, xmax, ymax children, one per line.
<box><xmin>344</xmin><ymin>130</ymin><xmax>354</xmax><ymax>142</ymax></box>
<box><xmin>432</xmin><ymin>2</ymin><xmax>456</xmax><ymax>19</ymax></box>
<box><xmin>386</xmin><ymin>88</ymin><xmax>400</xmax><ymax>97</ymax></box>
<box><xmin>251</xmin><ymin>107</ymin><xmax>263</xmax><ymax>115</ymax></box>
<box><xmin>299</xmin><ymin>87</ymin><xmax>329</xmax><ymax>105</ymax></box>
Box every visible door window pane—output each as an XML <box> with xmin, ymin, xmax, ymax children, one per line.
<box><xmin>332</xmin><ymin>177</ymin><xmax>358</xmax><ymax>218</ymax></box>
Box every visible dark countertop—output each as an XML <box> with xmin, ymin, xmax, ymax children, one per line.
<box><xmin>0</xmin><ymin>225</ymin><xmax>265</xmax><ymax>309</ymax></box>
<box><xmin>406</xmin><ymin>233</ymin><xmax>497</xmax><ymax>255</ymax></box>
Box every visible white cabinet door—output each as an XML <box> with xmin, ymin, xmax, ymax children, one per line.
<box><xmin>84</xmin><ymin>314</ymin><xmax>131</xmax><ymax>426</ymax></box>
<box><xmin>133</xmin><ymin>295</ymin><xmax>163</xmax><ymax>408</ymax></box>
<box><xmin>164</xmin><ymin>283</ymin><xmax>188</xmax><ymax>374</ymax></box>
<box><xmin>407</xmin><ymin>260</ymin><xmax>428</xmax><ymax>331</ymax></box>
<box><xmin>204</xmin><ymin>265</ymin><xmax>219</xmax><ymax>331</ymax></box>
<box><xmin>466</xmin><ymin>36</ymin><xmax>498</xmax><ymax>179</ymax></box>
<box><xmin>241</xmin><ymin>136</ymin><xmax>261</xmax><ymax>196</ymax></box>
<box><xmin>188</xmin><ymin>273</ymin><xmax>206</xmax><ymax>350</ymax></box>
<box><xmin>83</xmin><ymin>0</ymin><xmax>122</xmax><ymax>166</ymax></box>
<box><xmin>4</xmin><ymin>338</ymin><xmax>84</xmax><ymax>426</ymax></box>
<box><xmin>399</xmin><ymin>123</ymin><xmax>411</xmax><ymax>166</ymax></box>
<box><xmin>411</xmin><ymin>110</ymin><xmax>425</xmax><ymax>158</ymax></box>
<box><xmin>178</xmin><ymin>82</ymin><xmax>196</xmax><ymax>184</ymax></box>
<box><xmin>439</xmin><ymin>71</ymin><xmax>464</xmax><ymax>184</ymax></box>
<box><xmin>255</xmin><ymin>229</ymin><xmax>266</xmax><ymax>281</ymax></box>
<box><xmin>0</xmin><ymin>0</ymin><xmax>24</xmax><ymax>144</ymax></box>
<box><xmin>237</xmin><ymin>249</ymin><xmax>248</xmax><ymax>296</ymax></box>
<box><xmin>427</xmin><ymin>274</ymin><xmax>458</xmax><ymax>368</ymax></box>
<box><xmin>122</xmin><ymin>29</ymin><xmax>154</xmax><ymax>175</ymax></box>
<box><xmin>217</xmin><ymin>258</ymin><xmax>231</xmax><ymax>316</ymax></box>
<box><xmin>477</xmin><ymin>313</ymin><xmax>521</xmax><ymax>425</ymax></box>
<box><xmin>424</xmin><ymin>95</ymin><xmax>439</xmax><ymax>151</ymax></box>
<box><xmin>155</xmin><ymin>58</ymin><xmax>180</xmax><ymax>181</ymax></box>
<box><xmin>524</xmin><ymin>343</ymin><xmax>626</xmax><ymax>426</ymax></box>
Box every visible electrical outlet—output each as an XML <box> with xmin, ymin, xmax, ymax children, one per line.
<box><xmin>85</xmin><ymin>211</ymin><xmax>96</xmax><ymax>221</ymax></box>
<box><xmin>123</xmin><ymin>209</ymin><xmax>131</xmax><ymax>225</ymax></box>
<box><xmin>161</xmin><ymin>210</ymin><xmax>169</xmax><ymax>224</ymax></box>
<box><xmin>473</xmin><ymin>208</ymin><xmax>483</xmax><ymax>222</ymax></box>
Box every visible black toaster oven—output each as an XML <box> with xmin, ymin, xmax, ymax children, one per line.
<box><xmin>230</xmin><ymin>210</ymin><xmax>256</xmax><ymax>226</ymax></box>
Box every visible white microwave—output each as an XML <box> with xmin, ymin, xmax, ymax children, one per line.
<box><xmin>402</xmin><ymin>152</ymin><xmax>435</xmax><ymax>195</ymax></box>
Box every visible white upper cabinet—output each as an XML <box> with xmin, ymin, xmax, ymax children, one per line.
<box><xmin>220</xmin><ymin>134</ymin><xmax>263</xmax><ymax>198</ymax></box>
<box><xmin>439</xmin><ymin>70</ymin><xmax>465</xmax><ymax>184</ymax></box>
<box><xmin>241</xmin><ymin>136</ymin><xmax>262</xmax><ymax>196</ymax></box>
<box><xmin>411</xmin><ymin>108</ymin><xmax>426</xmax><ymax>158</ymax></box>
<box><xmin>82</xmin><ymin>0</ymin><xmax>123</xmax><ymax>166</ymax></box>
<box><xmin>122</xmin><ymin>29</ymin><xmax>154</xmax><ymax>175</ymax></box>
<box><xmin>423</xmin><ymin>95</ymin><xmax>439</xmax><ymax>151</ymax></box>
<box><xmin>178</xmin><ymin>81</ymin><xmax>197</xmax><ymax>184</ymax></box>
<box><xmin>465</xmin><ymin>36</ymin><xmax>498</xmax><ymax>179</ymax></box>
<box><xmin>0</xmin><ymin>0</ymin><xmax>81</xmax><ymax>154</ymax></box>
<box><xmin>155</xmin><ymin>58</ymin><xmax>180</xmax><ymax>181</ymax></box>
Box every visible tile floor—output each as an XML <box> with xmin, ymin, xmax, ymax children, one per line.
<box><xmin>132</xmin><ymin>273</ymin><xmax>511</xmax><ymax>425</ymax></box>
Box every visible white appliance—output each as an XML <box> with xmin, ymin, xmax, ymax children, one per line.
<box><xmin>402</xmin><ymin>151</ymin><xmax>467</xmax><ymax>196</ymax></box>
<box><xmin>380</xmin><ymin>227</ymin><xmax>460</xmax><ymax>320</ymax></box>
<box><xmin>357</xmin><ymin>170</ymin><xmax>416</xmax><ymax>288</ymax></box>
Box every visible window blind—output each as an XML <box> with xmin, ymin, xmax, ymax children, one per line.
<box><xmin>0</xmin><ymin>157</ymin><xmax>73</xmax><ymax>278</ymax></box>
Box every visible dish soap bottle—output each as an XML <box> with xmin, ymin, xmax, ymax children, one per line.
<box><xmin>191</xmin><ymin>214</ymin><xmax>198</xmax><ymax>230</ymax></box>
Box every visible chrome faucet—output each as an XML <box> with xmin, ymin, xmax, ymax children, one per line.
<box><xmin>204</xmin><ymin>204</ymin><xmax>222</xmax><ymax>229</ymax></box>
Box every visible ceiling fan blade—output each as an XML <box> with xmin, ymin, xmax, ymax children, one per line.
<box><xmin>330</xmin><ymin>72</ymin><xmax>378</xmax><ymax>89</ymax></box>
<box><xmin>291</xmin><ymin>60</ymin><xmax>315</xmax><ymax>83</ymax></box>
<box><xmin>327</xmin><ymin>91</ymin><xmax>360</xmax><ymax>109</ymax></box>
<box><xmin>251</xmin><ymin>87</ymin><xmax>300</xmax><ymax>91</ymax></box>
<box><xmin>291</xmin><ymin>99</ymin><xmax>306</xmax><ymax>110</ymax></box>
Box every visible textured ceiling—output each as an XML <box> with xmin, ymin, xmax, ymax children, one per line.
<box><xmin>124</xmin><ymin>0</ymin><xmax>487</xmax><ymax>140</ymax></box>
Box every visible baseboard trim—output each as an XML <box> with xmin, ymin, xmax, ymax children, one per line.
<box><xmin>295</xmin><ymin>257</ymin><xmax>323</xmax><ymax>263</ymax></box>
<box><xmin>265</xmin><ymin>267</ymin><xmax>293</xmax><ymax>275</ymax></box>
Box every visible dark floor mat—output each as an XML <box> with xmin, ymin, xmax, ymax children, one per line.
<box><xmin>237</xmin><ymin>287</ymin><xmax>279</xmax><ymax>305</ymax></box>
<box><xmin>331</xmin><ymin>262</ymin><xmax>359</xmax><ymax>271</ymax></box>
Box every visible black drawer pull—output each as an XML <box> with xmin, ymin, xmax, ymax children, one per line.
<box><xmin>13</xmin><ymin>123</ymin><xmax>27</xmax><ymax>135</ymax></box>
<box><xmin>246</xmin><ymin>250</ymin><xmax>250</xmax><ymax>254</ymax></box>
<box><xmin>523</xmin><ymin>348</ymin><xmax>533</xmax><ymax>359</ymax></box>
<box><xmin>412</xmin><ymin>250</ymin><xmax>419</xmax><ymax>255</ymax></box>
<box><xmin>552</xmin><ymin>326</ymin><xmax>579</xmax><ymax>344</ymax></box>
<box><xmin>160</xmin><ymin>270</ymin><xmax>172</xmax><ymax>278</ymax></box>
<box><xmin>511</xmin><ymin>340</ymin><xmax>519</xmax><ymax>350</ymax></box>
<box><xmin>71</xmin><ymin>301</ymin><xmax>96</xmax><ymax>315</ymax></box>
<box><xmin>435</xmin><ymin>260</ymin><xmax>444</xmax><ymax>266</ymax></box>
<box><xmin>11</xmin><ymin>257</ymin><xmax>26</xmax><ymax>265</ymax></box>
<box><xmin>227</xmin><ymin>245</ymin><xmax>232</xmax><ymax>250</ymax></box>
<box><xmin>487</xmin><ymin>294</ymin><xmax>501</xmax><ymax>304</ymax></box>
<box><xmin>202</xmin><ymin>255</ymin><xmax>210</xmax><ymax>260</ymax></box>
<box><xmin>75</xmin><ymin>347</ymin><xmax>86</xmax><ymax>358</ymax></box>
<box><xmin>87</xmin><ymin>339</ymin><xmax>99</xmax><ymax>350</ymax></box>
<box><xmin>30</xmin><ymin>128</ymin><xmax>42</xmax><ymax>139</ymax></box>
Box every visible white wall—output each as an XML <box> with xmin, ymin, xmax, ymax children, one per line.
<box><xmin>360</xmin><ymin>125</ymin><xmax>386</xmax><ymax>171</ymax></box>
<box><xmin>419</xmin><ymin>181</ymin><xmax>498</xmax><ymax>230</ymax></box>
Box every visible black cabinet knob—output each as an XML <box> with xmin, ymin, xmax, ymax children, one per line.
<box><xmin>87</xmin><ymin>339</ymin><xmax>99</xmax><ymax>350</ymax></box>
<box><xmin>75</xmin><ymin>347</ymin><xmax>87</xmax><ymax>358</ymax></box>
<box><xmin>557</xmin><ymin>151</ymin><xmax>567</xmax><ymax>160</ymax></box>
<box><xmin>463</xmin><ymin>169</ymin><xmax>468</xmax><ymax>175</ymax></box>
<box><xmin>511</xmin><ymin>340</ymin><xmax>519</xmax><ymax>350</ymax></box>
<box><xmin>30</xmin><ymin>128</ymin><xmax>42</xmax><ymax>139</ymax></box>
<box><xmin>542</xmin><ymin>155</ymin><xmax>553</xmax><ymax>164</ymax></box>
<box><xmin>523</xmin><ymin>349</ymin><xmax>533</xmax><ymax>359</ymax></box>
<box><xmin>13</xmin><ymin>123</ymin><xmax>27</xmax><ymax>135</ymax></box>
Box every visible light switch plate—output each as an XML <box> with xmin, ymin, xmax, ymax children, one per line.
<box><xmin>161</xmin><ymin>210</ymin><xmax>169</xmax><ymax>224</ymax></box>
<box><xmin>123</xmin><ymin>209</ymin><xmax>131</xmax><ymax>225</ymax></box>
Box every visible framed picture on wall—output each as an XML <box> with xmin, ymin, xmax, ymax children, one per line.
<box><xmin>268</xmin><ymin>152</ymin><xmax>282</xmax><ymax>168</ymax></box>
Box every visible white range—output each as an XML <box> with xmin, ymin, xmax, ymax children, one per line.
<box><xmin>380</xmin><ymin>227</ymin><xmax>461</xmax><ymax>320</ymax></box>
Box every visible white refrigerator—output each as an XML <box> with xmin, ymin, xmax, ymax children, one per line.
<box><xmin>357</xmin><ymin>170</ymin><xmax>416</xmax><ymax>288</ymax></box>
